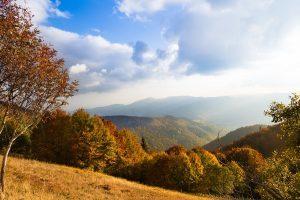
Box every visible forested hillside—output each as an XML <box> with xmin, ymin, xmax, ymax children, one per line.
<box><xmin>104</xmin><ymin>115</ymin><xmax>221</xmax><ymax>150</ymax></box>
<box><xmin>203</xmin><ymin>125</ymin><xmax>266</xmax><ymax>151</ymax></box>
<box><xmin>221</xmin><ymin>125</ymin><xmax>283</xmax><ymax>157</ymax></box>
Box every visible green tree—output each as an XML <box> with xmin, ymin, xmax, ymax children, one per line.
<box><xmin>257</xmin><ymin>148</ymin><xmax>300</xmax><ymax>200</ymax></box>
<box><xmin>265</xmin><ymin>94</ymin><xmax>300</xmax><ymax>148</ymax></box>
<box><xmin>141</xmin><ymin>137</ymin><xmax>149</xmax><ymax>152</ymax></box>
<box><xmin>257</xmin><ymin>94</ymin><xmax>300</xmax><ymax>199</ymax></box>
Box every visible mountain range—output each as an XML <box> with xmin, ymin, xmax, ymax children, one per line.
<box><xmin>89</xmin><ymin>93</ymin><xmax>288</xmax><ymax>129</ymax></box>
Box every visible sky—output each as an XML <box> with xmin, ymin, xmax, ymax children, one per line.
<box><xmin>17</xmin><ymin>0</ymin><xmax>300</xmax><ymax>109</ymax></box>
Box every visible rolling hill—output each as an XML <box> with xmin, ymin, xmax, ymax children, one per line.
<box><xmin>88</xmin><ymin>94</ymin><xmax>288</xmax><ymax>129</ymax></box>
<box><xmin>221</xmin><ymin>125</ymin><xmax>283</xmax><ymax>157</ymax></box>
<box><xmin>104</xmin><ymin>115</ymin><xmax>222</xmax><ymax>150</ymax></box>
<box><xmin>203</xmin><ymin>125</ymin><xmax>267</xmax><ymax>151</ymax></box>
<box><xmin>5</xmin><ymin>156</ymin><xmax>226</xmax><ymax>200</ymax></box>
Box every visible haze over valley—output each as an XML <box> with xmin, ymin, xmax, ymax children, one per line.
<box><xmin>89</xmin><ymin>93</ymin><xmax>288</xmax><ymax>129</ymax></box>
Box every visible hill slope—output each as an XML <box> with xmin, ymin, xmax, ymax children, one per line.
<box><xmin>203</xmin><ymin>125</ymin><xmax>267</xmax><ymax>151</ymax></box>
<box><xmin>5</xmin><ymin>156</ymin><xmax>226</xmax><ymax>200</ymax></box>
<box><xmin>88</xmin><ymin>94</ymin><xmax>288</xmax><ymax>129</ymax></box>
<box><xmin>104</xmin><ymin>115</ymin><xmax>221</xmax><ymax>150</ymax></box>
<box><xmin>222</xmin><ymin>125</ymin><xmax>283</xmax><ymax>157</ymax></box>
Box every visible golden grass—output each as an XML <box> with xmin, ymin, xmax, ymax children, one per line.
<box><xmin>2</xmin><ymin>156</ymin><xmax>230</xmax><ymax>200</ymax></box>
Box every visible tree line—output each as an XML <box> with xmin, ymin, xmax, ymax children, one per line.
<box><xmin>1</xmin><ymin>101</ymin><xmax>299</xmax><ymax>199</ymax></box>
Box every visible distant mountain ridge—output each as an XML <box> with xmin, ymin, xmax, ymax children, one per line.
<box><xmin>89</xmin><ymin>94</ymin><xmax>288</xmax><ymax>129</ymax></box>
<box><xmin>104</xmin><ymin>115</ymin><xmax>222</xmax><ymax>150</ymax></box>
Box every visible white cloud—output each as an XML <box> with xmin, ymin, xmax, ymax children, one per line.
<box><xmin>69</xmin><ymin>64</ymin><xmax>88</xmax><ymax>74</ymax></box>
<box><xmin>39</xmin><ymin>26</ymin><xmax>179</xmax><ymax>92</ymax></box>
<box><xmin>118</xmin><ymin>0</ymin><xmax>300</xmax><ymax>74</ymax></box>
<box><xmin>16</xmin><ymin>0</ymin><xmax>69</xmax><ymax>24</ymax></box>
<box><xmin>117</xmin><ymin>0</ymin><xmax>190</xmax><ymax>18</ymax></box>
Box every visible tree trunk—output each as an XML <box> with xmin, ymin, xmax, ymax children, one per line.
<box><xmin>0</xmin><ymin>138</ymin><xmax>16</xmax><ymax>195</ymax></box>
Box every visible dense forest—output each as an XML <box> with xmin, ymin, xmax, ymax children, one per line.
<box><xmin>104</xmin><ymin>115</ymin><xmax>221</xmax><ymax>150</ymax></box>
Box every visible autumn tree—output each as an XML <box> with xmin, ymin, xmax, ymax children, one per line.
<box><xmin>31</xmin><ymin>109</ymin><xmax>73</xmax><ymax>164</ymax></box>
<box><xmin>70</xmin><ymin>109</ymin><xmax>117</xmax><ymax>171</ymax></box>
<box><xmin>192</xmin><ymin>147</ymin><xmax>220</xmax><ymax>167</ymax></box>
<box><xmin>0</xmin><ymin>0</ymin><xmax>77</xmax><ymax>193</ymax></box>
<box><xmin>225</xmin><ymin>147</ymin><xmax>266</xmax><ymax>198</ymax></box>
<box><xmin>257</xmin><ymin>94</ymin><xmax>300</xmax><ymax>199</ymax></box>
<box><xmin>225</xmin><ymin>147</ymin><xmax>266</xmax><ymax>174</ymax></box>
<box><xmin>202</xmin><ymin>161</ymin><xmax>245</xmax><ymax>195</ymax></box>
<box><xmin>139</xmin><ymin>146</ymin><xmax>204</xmax><ymax>192</ymax></box>
<box><xmin>191</xmin><ymin>147</ymin><xmax>245</xmax><ymax>195</ymax></box>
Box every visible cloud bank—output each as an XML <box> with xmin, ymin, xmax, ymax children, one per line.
<box><xmin>16</xmin><ymin>0</ymin><xmax>69</xmax><ymax>24</ymax></box>
<box><xmin>118</xmin><ymin>0</ymin><xmax>300</xmax><ymax>73</ymax></box>
<box><xmin>17</xmin><ymin>0</ymin><xmax>300</xmax><ymax>108</ymax></box>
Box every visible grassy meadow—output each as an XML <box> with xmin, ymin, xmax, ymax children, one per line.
<box><xmin>4</xmin><ymin>156</ymin><xmax>229</xmax><ymax>200</ymax></box>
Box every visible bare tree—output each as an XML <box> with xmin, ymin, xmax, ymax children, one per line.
<box><xmin>0</xmin><ymin>0</ymin><xmax>78</xmax><ymax>194</ymax></box>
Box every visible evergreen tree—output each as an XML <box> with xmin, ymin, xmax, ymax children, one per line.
<box><xmin>141</xmin><ymin>137</ymin><xmax>149</xmax><ymax>152</ymax></box>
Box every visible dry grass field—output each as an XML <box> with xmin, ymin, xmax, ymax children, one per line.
<box><xmin>3</xmin><ymin>156</ymin><xmax>230</xmax><ymax>200</ymax></box>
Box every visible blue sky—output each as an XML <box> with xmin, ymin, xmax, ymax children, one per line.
<box><xmin>17</xmin><ymin>0</ymin><xmax>300</xmax><ymax>109</ymax></box>
<box><xmin>47</xmin><ymin>0</ymin><xmax>166</xmax><ymax>48</ymax></box>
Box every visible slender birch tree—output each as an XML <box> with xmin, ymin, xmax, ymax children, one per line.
<box><xmin>0</xmin><ymin>0</ymin><xmax>78</xmax><ymax>194</ymax></box>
